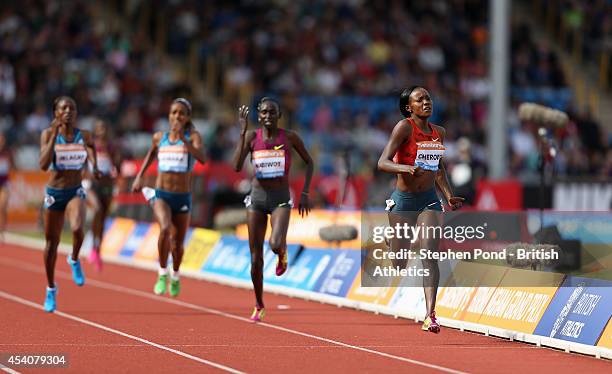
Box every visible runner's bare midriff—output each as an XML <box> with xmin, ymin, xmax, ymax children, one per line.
<box><xmin>156</xmin><ymin>172</ymin><xmax>191</xmax><ymax>193</ymax></box>
<box><xmin>252</xmin><ymin>176</ymin><xmax>289</xmax><ymax>191</ymax></box>
<box><xmin>47</xmin><ymin>170</ymin><xmax>83</xmax><ymax>189</ymax></box>
<box><xmin>396</xmin><ymin>171</ymin><xmax>436</xmax><ymax>193</ymax></box>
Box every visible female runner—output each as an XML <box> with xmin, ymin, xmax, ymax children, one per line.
<box><xmin>378</xmin><ymin>86</ymin><xmax>463</xmax><ymax>333</ymax></box>
<box><xmin>131</xmin><ymin>98</ymin><xmax>206</xmax><ymax>297</ymax></box>
<box><xmin>39</xmin><ymin>96</ymin><xmax>100</xmax><ymax>312</ymax></box>
<box><xmin>232</xmin><ymin>97</ymin><xmax>313</xmax><ymax>321</ymax></box>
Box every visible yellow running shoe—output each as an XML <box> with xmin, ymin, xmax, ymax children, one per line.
<box><xmin>250</xmin><ymin>306</ymin><xmax>265</xmax><ymax>322</ymax></box>
<box><xmin>422</xmin><ymin>311</ymin><xmax>441</xmax><ymax>333</ymax></box>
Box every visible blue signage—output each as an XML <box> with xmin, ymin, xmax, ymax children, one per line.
<box><xmin>119</xmin><ymin>223</ymin><xmax>151</xmax><ymax>258</ymax></box>
<box><xmin>202</xmin><ymin>236</ymin><xmax>253</xmax><ymax>280</ymax></box>
<box><xmin>266</xmin><ymin>247</ymin><xmax>336</xmax><ymax>291</ymax></box>
<box><xmin>314</xmin><ymin>249</ymin><xmax>361</xmax><ymax>297</ymax></box>
<box><xmin>534</xmin><ymin>276</ymin><xmax>612</xmax><ymax>345</ymax></box>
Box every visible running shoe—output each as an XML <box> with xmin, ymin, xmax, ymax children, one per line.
<box><xmin>169</xmin><ymin>279</ymin><xmax>180</xmax><ymax>297</ymax></box>
<box><xmin>250</xmin><ymin>306</ymin><xmax>265</xmax><ymax>322</ymax></box>
<box><xmin>421</xmin><ymin>311</ymin><xmax>441</xmax><ymax>333</ymax></box>
<box><xmin>44</xmin><ymin>287</ymin><xmax>57</xmax><ymax>313</ymax></box>
<box><xmin>154</xmin><ymin>274</ymin><xmax>167</xmax><ymax>295</ymax></box>
<box><xmin>275</xmin><ymin>249</ymin><xmax>288</xmax><ymax>276</ymax></box>
<box><xmin>88</xmin><ymin>248</ymin><xmax>103</xmax><ymax>272</ymax></box>
<box><xmin>67</xmin><ymin>256</ymin><xmax>85</xmax><ymax>286</ymax></box>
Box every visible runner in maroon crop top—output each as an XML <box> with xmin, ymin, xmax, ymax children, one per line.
<box><xmin>378</xmin><ymin>86</ymin><xmax>464</xmax><ymax>333</ymax></box>
<box><xmin>232</xmin><ymin>97</ymin><xmax>314</xmax><ymax>322</ymax></box>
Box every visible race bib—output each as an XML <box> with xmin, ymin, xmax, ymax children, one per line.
<box><xmin>158</xmin><ymin>145</ymin><xmax>188</xmax><ymax>172</ymax></box>
<box><xmin>54</xmin><ymin>143</ymin><xmax>87</xmax><ymax>170</ymax></box>
<box><xmin>414</xmin><ymin>141</ymin><xmax>445</xmax><ymax>171</ymax></box>
<box><xmin>252</xmin><ymin>149</ymin><xmax>285</xmax><ymax>179</ymax></box>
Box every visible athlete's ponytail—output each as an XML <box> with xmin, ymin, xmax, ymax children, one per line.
<box><xmin>172</xmin><ymin>97</ymin><xmax>194</xmax><ymax>132</ymax></box>
<box><xmin>399</xmin><ymin>86</ymin><xmax>420</xmax><ymax>118</ymax></box>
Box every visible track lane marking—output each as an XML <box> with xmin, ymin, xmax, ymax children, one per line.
<box><xmin>0</xmin><ymin>255</ymin><xmax>466</xmax><ymax>374</ymax></box>
<box><xmin>0</xmin><ymin>290</ymin><xmax>244</xmax><ymax>374</ymax></box>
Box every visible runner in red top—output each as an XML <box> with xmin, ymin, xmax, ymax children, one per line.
<box><xmin>232</xmin><ymin>97</ymin><xmax>313</xmax><ymax>322</ymax></box>
<box><xmin>378</xmin><ymin>86</ymin><xmax>464</xmax><ymax>333</ymax></box>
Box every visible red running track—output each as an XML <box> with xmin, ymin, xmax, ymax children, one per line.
<box><xmin>0</xmin><ymin>242</ymin><xmax>609</xmax><ymax>373</ymax></box>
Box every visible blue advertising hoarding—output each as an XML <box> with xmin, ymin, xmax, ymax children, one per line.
<box><xmin>313</xmin><ymin>249</ymin><xmax>361</xmax><ymax>297</ymax></box>
<box><xmin>534</xmin><ymin>276</ymin><xmax>612</xmax><ymax>345</ymax></box>
<box><xmin>266</xmin><ymin>247</ymin><xmax>336</xmax><ymax>291</ymax></box>
<box><xmin>202</xmin><ymin>236</ymin><xmax>253</xmax><ymax>280</ymax></box>
<box><xmin>119</xmin><ymin>223</ymin><xmax>152</xmax><ymax>258</ymax></box>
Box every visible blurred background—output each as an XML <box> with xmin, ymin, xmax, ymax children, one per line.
<box><xmin>1</xmin><ymin>0</ymin><xmax>610</xmax><ymax>229</ymax></box>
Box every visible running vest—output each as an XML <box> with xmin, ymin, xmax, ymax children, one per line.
<box><xmin>0</xmin><ymin>153</ymin><xmax>9</xmax><ymax>177</ymax></box>
<box><xmin>157</xmin><ymin>131</ymin><xmax>194</xmax><ymax>173</ymax></box>
<box><xmin>0</xmin><ymin>152</ymin><xmax>9</xmax><ymax>185</ymax></box>
<box><xmin>93</xmin><ymin>141</ymin><xmax>114</xmax><ymax>176</ymax></box>
<box><xmin>393</xmin><ymin>118</ymin><xmax>445</xmax><ymax>171</ymax></box>
<box><xmin>250</xmin><ymin>128</ymin><xmax>291</xmax><ymax>179</ymax></box>
<box><xmin>51</xmin><ymin>129</ymin><xmax>88</xmax><ymax>171</ymax></box>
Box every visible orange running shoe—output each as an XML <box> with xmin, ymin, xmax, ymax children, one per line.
<box><xmin>275</xmin><ymin>249</ymin><xmax>288</xmax><ymax>276</ymax></box>
<box><xmin>422</xmin><ymin>311</ymin><xmax>441</xmax><ymax>333</ymax></box>
<box><xmin>250</xmin><ymin>306</ymin><xmax>265</xmax><ymax>322</ymax></box>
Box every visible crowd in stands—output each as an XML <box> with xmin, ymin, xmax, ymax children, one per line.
<box><xmin>541</xmin><ymin>0</ymin><xmax>612</xmax><ymax>64</ymax></box>
<box><xmin>0</xmin><ymin>0</ymin><xmax>188</xmax><ymax>152</ymax></box>
<box><xmin>0</xmin><ymin>0</ymin><xmax>609</xmax><ymax>209</ymax></box>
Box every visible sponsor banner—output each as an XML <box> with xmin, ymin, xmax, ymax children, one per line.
<box><xmin>265</xmin><ymin>246</ymin><xmax>333</xmax><ymax>291</ymax></box>
<box><xmin>475</xmin><ymin>179</ymin><xmax>522</xmax><ymax>211</ymax></box>
<box><xmin>133</xmin><ymin>224</ymin><xmax>161</xmax><ymax>261</ymax></box>
<box><xmin>436</xmin><ymin>262</ymin><xmax>507</xmax><ymax>323</ymax></box>
<box><xmin>202</xmin><ymin>236</ymin><xmax>312</xmax><ymax>287</ymax></box>
<box><xmin>346</xmin><ymin>272</ymin><xmax>396</xmax><ymax>306</ymax></box>
<box><xmin>553</xmin><ymin>182</ymin><xmax>612</xmax><ymax>211</ymax></box>
<box><xmin>476</xmin><ymin>269</ymin><xmax>564</xmax><ymax>333</ymax></box>
<box><xmin>387</xmin><ymin>286</ymin><xmax>426</xmax><ymax>318</ymax></box>
<box><xmin>119</xmin><ymin>223</ymin><xmax>151</xmax><ymax>259</ymax></box>
<box><xmin>201</xmin><ymin>236</ymin><xmax>252</xmax><ymax>280</ymax></box>
<box><xmin>182</xmin><ymin>228</ymin><xmax>222</xmax><ymax>271</ymax></box>
<box><xmin>314</xmin><ymin>249</ymin><xmax>361</xmax><ymax>297</ymax></box>
<box><xmin>534</xmin><ymin>276</ymin><xmax>612</xmax><ymax>345</ymax></box>
<box><xmin>7</xmin><ymin>170</ymin><xmax>48</xmax><ymax>224</ymax></box>
<box><xmin>100</xmin><ymin>218</ymin><xmax>136</xmax><ymax>257</ymax></box>
<box><xmin>236</xmin><ymin>209</ymin><xmax>362</xmax><ymax>249</ymax></box>
<box><xmin>597</xmin><ymin>317</ymin><xmax>612</xmax><ymax>349</ymax></box>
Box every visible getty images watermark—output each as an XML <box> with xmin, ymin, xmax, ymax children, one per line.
<box><xmin>368</xmin><ymin>222</ymin><xmax>559</xmax><ymax>277</ymax></box>
<box><xmin>359</xmin><ymin>211</ymin><xmax>572</xmax><ymax>287</ymax></box>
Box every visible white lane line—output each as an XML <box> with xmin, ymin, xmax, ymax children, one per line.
<box><xmin>0</xmin><ymin>256</ymin><xmax>466</xmax><ymax>374</ymax></box>
<box><xmin>0</xmin><ymin>290</ymin><xmax>244</xmax><ymax>374</ymax></box>
<box><xmin>0</xmin><ymin>363</ymin><xmax>21</xmax><ymax>374</ymax></box>
<box><xmin>0</xmin><ymin>343</ymin><xmax>538</xmax><ymax>349</ymax></box>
